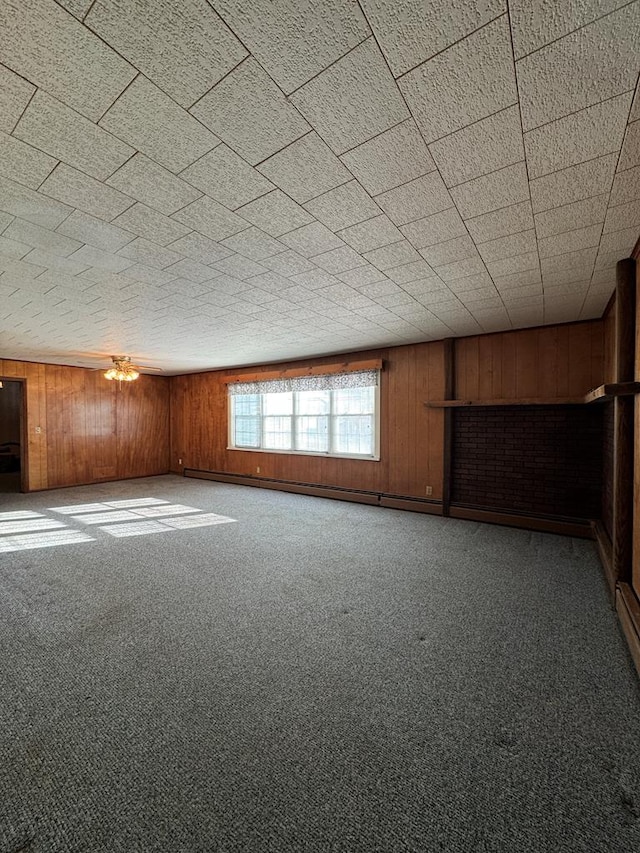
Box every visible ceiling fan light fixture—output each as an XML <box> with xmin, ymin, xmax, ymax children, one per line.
<box><xmin>104</xmin><ymin>356</ymin><xmax>140</xmax><ymax>382</ymax></box>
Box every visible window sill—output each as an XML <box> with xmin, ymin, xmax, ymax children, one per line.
<box><xmin>227</xmin><ymin>446</ymin><xmax>379</xmax><ymax>462</ymax></box>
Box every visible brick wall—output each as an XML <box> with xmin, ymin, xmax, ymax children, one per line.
<box><xmin>451</xmin><ymin>405</ymin><xmax>603</xmax><ymax>520</ymax></box>
<box><xmin>601</xmin><ymin>402</ymin><xmax>614</xmax><ymax>539</ymax></box>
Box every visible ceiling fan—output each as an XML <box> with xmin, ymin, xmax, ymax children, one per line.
<box><xmin>102</xmin><ymin>355</ymin><xmax>163</xmax><ymax>382</ymax></box>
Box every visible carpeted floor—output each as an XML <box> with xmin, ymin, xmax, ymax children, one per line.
<box><xmin>1</xmin><ymin>474</ymin><xmax>639</xmax><ymax>853</ymax></box>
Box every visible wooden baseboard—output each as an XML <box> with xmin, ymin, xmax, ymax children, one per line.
<box><xmin>616</xmin><ymin>584</ymin><xmax>640</xmax><ymax>677</ymax></box>
<box><xmin>592</xmin><ymin>520</ymin><xmax>616</xmax><ymax>600</ymax></box>
<box><xmin>184</xmin><ymin>468</ymin><xmax>443</xmax><ymax>512</ymax></box>
<box><xmin>449</xmin><ymin>505</ymin><xmax>593</xmax><ymax>538</ymax></box>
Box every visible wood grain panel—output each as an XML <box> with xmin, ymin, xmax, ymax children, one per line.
<box><xmin>633</xmin><ymin>259</ymin><xmax>640</xmax><ymax>597</ymax></box>
<box><xmin>453</xmin><ymin>321</ymin><xmax>604</xmax><ymax>401</ymax></box>
<box><xmin>1</xmin><ymin>358</ymin><xmax>169</xmax><ymax>491</ymax></box>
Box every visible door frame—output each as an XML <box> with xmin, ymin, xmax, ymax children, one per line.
<box><xmin>0</xmin><ymin>376</ymin><xmax>28</xmax><ymax>493</ymax></box>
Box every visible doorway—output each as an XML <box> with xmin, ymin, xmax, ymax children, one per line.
<box><xmin>0</xmin><ymin>379</ymin><xmax>25</xmax><ymax>493</ymax></box>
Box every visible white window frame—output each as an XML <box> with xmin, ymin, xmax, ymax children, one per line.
<box><xmin>227</xmin><ymin>376</ymin><xmax>381</xmax><ymax>461</ymax></box>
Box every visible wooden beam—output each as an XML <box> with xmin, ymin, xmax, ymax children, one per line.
<box><xmin>612</xmin><ymin>257</ymin><xmax>636</xmax><ymax>584</ymax></box>
<box><xmin>584</xmin><ymin>381</ymin><xmax>640</xmax><ymax>403</ymax></box>
<box><xmin>442</xmin><ymin>339</ymin><xmax>454</xmax><ymax>517</ymax></box>
<box><xmin>426</xmin><ymin>396</ymin><xmax>585</xmax><ymax>407</ymax></box>
<box><xmin>224</xmin><ymin>358</ymin><xmax>383</xmax><ymax>384</ymax></box>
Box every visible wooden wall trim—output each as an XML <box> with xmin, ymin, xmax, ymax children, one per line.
<box><xmin>449</xmin><ymin>505</ymin><xmax>593</xmax><ymax>538</ymax></box>
<box><xmin>442</xmin><ymin>338</ymin><xmax>454</xmax><ymax>517</ymax></box>
<box><xmin>616</xmin><ymin>584</ymin><xmax>640</xmax><ymax>676</ymax></box>
<box><xmin>223</xmin><ymin>358</ymin><xmax>383</xmax><ymax>384</ymax></box>
<box><xmin>592</xmin><ymin>520</ymin><xmax>615</xmax><ymax>601</ymax></box>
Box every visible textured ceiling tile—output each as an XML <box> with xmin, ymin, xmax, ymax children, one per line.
<box><xmin>117</xmin><ymin>237</ymin><xmax>183</xmax><ymax>270</ymax></box>
<box><xmin>340</xmin><ymin>120</ymin><xmax>436</xmax><ymax>196</ymax></box>
<box><xmin>399</xmin><ymin>16</ymin><xmax>517</xmax><ymax>143</ymax></box>
<box><xmin>357</xmin><ymin>278</ymin><xmax>404</xmax><ymax>299</ymax></box>
<box><xmin>443</xmin><ymin>271</ymin><xmax>493</xmax><ymax>292</ymax></box>
<box><xmin>0</xmin><ymin>234</ymin><xmax>29</xmax><ymax>260</ymax></box>
<box><xmin>517</xmin><ymin>5</ymin><xmax>640</xmax><ymax>131</ymax></box>
<box><xmin>14</xmin><ymin>91</ymin><xmax>134</xmax><ymax>181</ymax></box>
<box><xmin>290</xmin><ymin>39</ymin><xmax>408</xmax><ymax>155</ymax></box>
<box><xmin>112</xmin><ymin>202</ymin><xmax>191</xmax><ymax>246</ymax></box>
<box><xmin>0</xmin><ymin>175</ymin><xmax>72</xmax><ymax>229</ymax></box>
<box><xmin>450</xmin><ymin>162</ymin><xmax>529</xmax><ymax>219</ymax></box>
<box><xmin>534</xmin><ymin>194</ymin><xmax>609</xmax><ymax>239</ymax></box>
<box><xmin>598</xmin><ymin>226</ymin><xmax>639</xmax><ymax>255</ymax></box>
<box><xmin>303</xmin><ymin>181</ymin><xmax>382</xmax><ymax>232</ymax></box>
<box><xmin>219</xmin><ymin>227</ymin><xmax>285</xmax><ymax>261</ymax></box>
<box><xmin>603</xmin><ymin>199</ymin><xmax>640</xmax><ymax>234</ymax></box>
<box><xmin>39</xmin><ymin>164</ymin><xmax>134</xmax><ymax>220</ymax></box>
<box><xmin>524</xmin><ymin>93</ymin><xmax>632</xmax><ymax>179</ymax></box>
<box><xmin>364</xmin><ymin>240</ymin><xmax>422</xmax><ymax>270</ymax></box>
<box><xmin>69</xmin><ymin>244</ymin><xmax>134</xmax><ymax>273</ymax></box>
<box><xmin>290</xmin><ymin>269</ymin><xmax>343</xmax><ymax>290</ymax></box>
<box><xmin>100</xmin><ymin>76</ymin><xmax>219</xmax><ymax>173</ymax></box>
<box><xmin>338</xmin><ymin>215</ymin><xmax>403</xmax><ymax>253</ymax></box>
<box><xmin>0</xmin><ymin>131</ymin><xmax>56</xmax><ymax>189</ymax></box>
<box><xmin>237</xmin><ymin>190</ymin><xmax>314</xmax><ymax>238</ymax></box>
<box><xmin>261</xmin><ymin>250</ymin><xmax>316</xmax><ymax>277</ymax></box>
<box><xmin>23</xmin><ymin>247</ymin><xmax>90</xmax><ymax>276</ymax></box>
<box><xmin>211</xmin><ymin>254</ymin><xmax>267</xmax><ymax>280</ymax></box>
<box><xmin>510</xmin><ymin>0</ymin><xmax>630</xmax><ymax>59</ymax></box>
<box><xmin>361</xmin><ymin>0</ymin><xmax>505</xmax><ymax>78</ymax></box>
<box><xmin>4</xmin><ymin>217</ymin><xmax>81</xmax><ymax>256</ymax></box>
<box><xmin>86</xmin><ymin>0</ymin><xmax>246</xmax><ymax>107</ymax></box>
<box><xmin>529</xmin><ymin>154</ymin><xmax>617</xmax><ymax>212</ymax></box>
<box><xmin>190</xmin><ymin>59</ymin><xmax>309</xmax><ymax>165</ymax></box>
<box><xmin>385</xmin><ymin>260</ymin><xmax>435</xmax><ymax>284</ymax></box>
<box><xmin>336</xmin><ymin>264</ymin><xmax>387</xmax><ymax>288</ymax></box>
<box><xmin>477</xmin><ymin>229</ymin><xmax>538</xmax><ymax>263</ymax></box>
<box><xmin>492</xmin><ymin>268</ymin><xmax>541</xmax><ymax>291</ymax></box>
<box><xmin>180</xmin><ymin>144</ymin><xmax>274</xmax><ymax>210</ymax></box>
<box><xmin>164</xmin><ymin>258</ymin><xmax>220</xmax><ymax>284</ymax></box>
<box><xmin>484</xmin><ymin>251</ymin><xmax>539</xmax><ymax>278</ymax></box>
<box><xmin>249</xmin><ymin>271</ymin><xmax>296</xmax><ymax>293</ymax></box>
<box><xmin>257</xmin><ymin>133</ymin><xmax>352</xmax><ymax>203</ymax></box>
<box><xmin>374</xmin><ymin>172</ymin><xmax>452</xmax><ymax>226</ymax></box>
<box><xmin>464</xmin><ymin>200</ymin><xmax>534</xmax><ymax>243</ymax></box>
<box><xmin>594</xmin><ymin>248</ymin><xmax>627</xmax><ymax>269</ymax></box>
<box><xmin>540</xmin><ymin>246</ymin><xmax>598</xmax><ymax>275</ymax></box>
<box><xmin>311</xmin><ymin>245</ymin><xmax>367</xmax><ymax>274</ymax></box>
<box><xmin>619</xmin><ymin>120</ymin><xmax>640</xmax><ymax>172</ymax></box>
<box><xmin>171</xmin><ymin>195</ymin><xmax>247</xmax><ymax>242</ymax></box>
<box><xmin>609</xmin><ymin>165</ymin><xmax>640</xmax><ymax>206</ymax></box>
<box><xmin>107</xmin><ymin>155</ymin><xmax>202</xmax><ymax>216</ymax></box>
<box><xmin>213</xmin><ymin>0</ymin><xmax>370</xmax><ymax>94</ymax></box>
<box><xmin>400</xmin><ymin>207</ymin><xmax>466</xmax><ymax>249</ymax></box>
<box><xmin>542</xmin><ymin>267</ymin><xmax>595</xmax><ymax>288</ymax></box>
<box><xmin>0</xmin><ymin>63</ymin><xmax>35</xmax><ymax>134</ymax></box>
<box><xmin>165</xmin><ymin>232</ymin><xmax>234</xmax><ymax>265</ymax></box>
<box><xmin>115</xmin><ymin>264</ymin><xmax>178</xmax><ymax>286</ymax></box>
<box><xmin>279</xmin><ymin>222</ymin><xmax>345</xmax><ymax>257</ymax></box>
<box><xmin>0</xmin><ymin>0</ymin><xmax>135</xmax><ymax>121</ymax></box>
<box><xmin>420</xmin><ymin>235</ymin><xmax>478</xmax><ymax>267</ymax></box>
<box><xmin>429</xmin><ymin>106</ymin><xmax>524</xmax><ymax>187</ymax></box>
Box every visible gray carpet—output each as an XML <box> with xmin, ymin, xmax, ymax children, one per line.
<box><xmin>0</xmin><ymin>474</ymin><xmax>639</xmax><ymax>853</ymax></box>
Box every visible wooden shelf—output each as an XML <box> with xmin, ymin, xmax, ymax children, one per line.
<box><xmin>426</xmin><ymin>396</ymin><xmax>585</xmax><ymax>408</ymax></box>
<box><xmin>427</xmin><ymin>382</ymin><xmax>640</xmax><ymax>408</ymax></box>
<box><xmin>583</xmin><ymin>381</ymin><xmax>640</xmax><ymax>403</ymax></box>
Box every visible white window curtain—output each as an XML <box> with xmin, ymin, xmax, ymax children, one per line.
<box><xmin>228</xmin><ymin>369</ymin><xmax>379</xmax><ymax>396</ymax></box>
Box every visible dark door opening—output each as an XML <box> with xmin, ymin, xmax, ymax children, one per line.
<box><xmin>0</xmin><ymin>379</ymin><xmax>25</xmax><ymax>493</ymax></box>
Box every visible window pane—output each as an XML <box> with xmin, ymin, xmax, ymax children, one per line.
<box><xmin>234</xmin><ymin>419</ymin><xmax>260</xmax><ymax>447</ymax></box>
<box><xmin>263</xmin><ymin>416</ymin><xmax>292</xmax><ymax>449</ymax></box>
<box><xmin>233</xmin><ymin>394</ymin><xmax>260</xmax><ymax>416</ymax></box>
<box><xmin>296</xmin><ymin>389</ymin><xmax>330</xmax><ymax>415</ymax></box>
<box><xmin>333</xmin><ymin>386</ymin><xmax>374</xmax><ymax>415</ymax></box>
<box><xmin>263</xmin><ymin>391</ymin><xmax>293</xmax><ymax>415</ymax></box>
<box><xmin>296</xmin><ymin>416</ymin><xmax>329</xmax><ymax>452</ymax></box>
<box><xmin>333</xmin><ymin>415</ymin><xmax>373</xmax><ymax>455</ymax></box>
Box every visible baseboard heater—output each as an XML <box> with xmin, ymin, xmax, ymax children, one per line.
<box><xmin>183</xmin><ymin>468</ymin><xmax>443</xmax><ymax>515</ymax></box>
<box><xmin>449</xmin><ymin>503</ymin><xmax>593</xmax><ymax>539</ymax></box>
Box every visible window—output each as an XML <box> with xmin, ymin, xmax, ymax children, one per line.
<box><xmin>228</xmin><ymin>369</ymin><xmax>379</xmax><ymax>460</ymax></box>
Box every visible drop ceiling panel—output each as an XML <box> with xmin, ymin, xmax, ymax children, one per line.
<box><xmin>0</xmin><ymin>0</ymin><xmax>638</xmax><ymax>372</ymax></box>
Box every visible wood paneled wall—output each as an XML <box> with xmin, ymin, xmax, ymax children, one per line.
<box><xmin>170</xmin><ymin>320</ymin><xmax>605</xmax><ymax>502</ymax></box>
<box><xmin>171</xmin><ymin>342</ymin><xmax>446</xmax><ymax>500</ymax></box>
<box><xmin>454</xmin><ymin>321</ymin><xmax>604</xmax><ymax>400</ymax></box>
<box><xmin>0</xmin><ymin>379</ymin><xmax>21</xmax><ymax>445</ymax></box>
<box><xmin>0</xmin><ymin>359</ymin><xmax>170</xmax><ymax>491</ymax></box>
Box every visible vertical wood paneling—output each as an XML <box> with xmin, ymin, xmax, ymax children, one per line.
<box><xmin>453</xmin><ymin>321</ymin><xmax>604</xmax><ymax>401</ymax></box>
<box><xmin>1</xmin><ymin>359</ymin><xmax>169</xmax><ymax>490</ymax></box>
